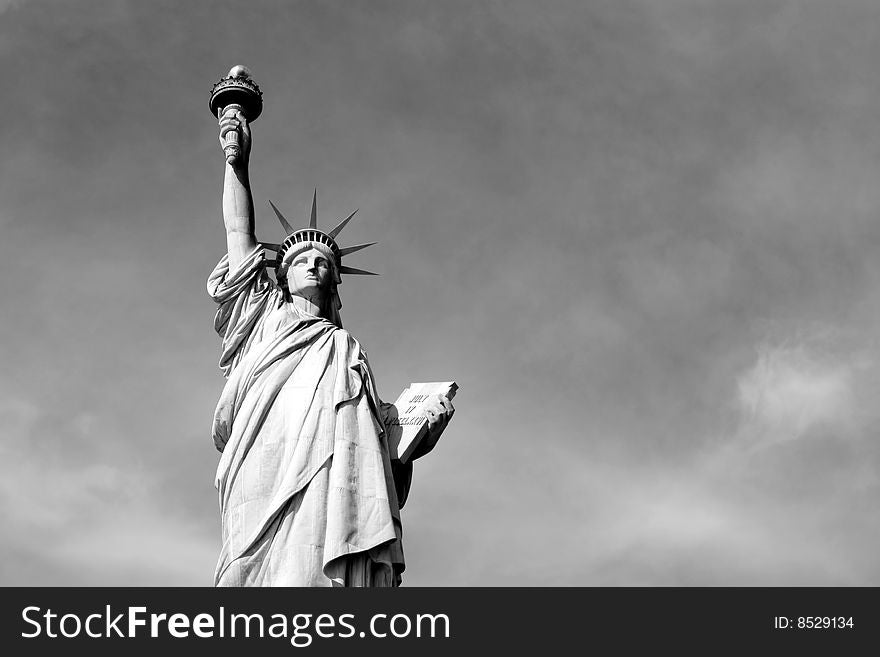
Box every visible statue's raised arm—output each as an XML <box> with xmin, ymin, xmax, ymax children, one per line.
<box><xmin>219</xmin><ymin>108</ymin><xmax>256</xmax><ymax>268</ymax></box>
<box><xmin>211</xmin><ymin>66</ymin><xmax>262</xmax><ymax>269</ymax></box>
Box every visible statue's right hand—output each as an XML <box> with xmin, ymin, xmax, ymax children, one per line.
<box><xmin>218</xmin><ymin>107</ymin><xmax>251</xmax><ymax>166</ymax></box>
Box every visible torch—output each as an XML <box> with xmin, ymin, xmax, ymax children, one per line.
<box><xmin>210</xmin><ymin>65</ymin><xmax>263</xmax><ymax>165</ymax></box>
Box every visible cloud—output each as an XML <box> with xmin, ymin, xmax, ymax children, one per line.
<box><xmin>0</xmin><ymin>395</ymin><xmax>216</xmax><ymax>585</ymax></box>
<box><xmin>736</xmin><ymin>340</ymin><xmax>859</xmax><ymax>446</ymax></box>
<box><xmin>408</xmin><ymin>450</ymin><xmax>871</xmax><ymax>585</ymax></box>
<box><xmin>503</xmin><ymin>330</ymin><xmax>880</xmax><ymax>585</ymax></box>
<box><xmin>582</xmin><ymin>467</ymin><xmax>868</xmax><ymax>586</ymax></box>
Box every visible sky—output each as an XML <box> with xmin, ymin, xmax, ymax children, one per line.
<box><xmin>1</xmin><ymin>0</ymin><xmax>880</xmax><ymax>586</ymax></box>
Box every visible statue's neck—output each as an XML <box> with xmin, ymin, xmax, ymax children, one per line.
<box><xmin>286</xmin><ymin>293</ymin><xmax>324</xmax><ymax>319</ymax></box>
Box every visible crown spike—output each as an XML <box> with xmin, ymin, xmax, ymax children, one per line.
<box><xmin>267</xmin><ymin>200</ymin><xmax>295</xmax><ymax>235</ymax></box>
<box><xmin>265</xmin><ymin>259</ymin><xmax>279</xmax><ymax>268</ymax></box>
<box><xmin>328</xmin><ymin>209</ymin><xmax>359</xmax><ymax>239</ymax></box>
<box><xmin>338</xmin><ymin>265</ymin><xmax>379</xmax><ymax>276</ymax></box>
<box><xmin>338</xmin><ymin>241</ymin><xmax>377</xmax><ymax>257</ymax></box>
<box><xmin>309</xmin><ymin>188</ymin><xmax>318</xmax><ymax>229</ymax></box>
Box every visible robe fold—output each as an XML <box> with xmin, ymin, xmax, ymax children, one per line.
<box><xmin>207</xmin><ymin>247</ymin><xmax>409</xmax><ymax>586</ymax></box>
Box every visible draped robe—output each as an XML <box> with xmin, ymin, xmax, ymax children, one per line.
<box><xmin>207</xmin><ymin>247</ymin><xmax>410</xmax><ymax>586</ymax></box>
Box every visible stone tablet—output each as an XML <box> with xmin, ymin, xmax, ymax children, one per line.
<box><xmin>387</xmin><ymin>382</ymin><xmax>458</xmax><ymax>464</ymax></box>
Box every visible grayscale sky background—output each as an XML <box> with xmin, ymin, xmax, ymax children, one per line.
<box><xmin>2</xmin><ymin>0</ymin><xmax>879</xmax><ymax>585</ymax></box>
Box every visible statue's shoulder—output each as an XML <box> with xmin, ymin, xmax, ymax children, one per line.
<box><xmin>332</xmin><ymin>325</ymin><xmax>368</xmax><ymax>354</ymax></box>
<box><xmin>332</xmin><ymin>325</ymin><xmax>355</xmax><ymax>343</ymax></box>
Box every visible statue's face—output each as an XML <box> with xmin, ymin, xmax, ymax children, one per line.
<box><xmin>285</xmin><ymin>248</ymin><xmax>333</xmax><ymax>301</ymax></box>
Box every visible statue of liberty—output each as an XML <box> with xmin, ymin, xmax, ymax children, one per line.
<box><xmin>206</xmin><ymin>68</ymin><xmax>454</xmax><ymax>586</ymax></box>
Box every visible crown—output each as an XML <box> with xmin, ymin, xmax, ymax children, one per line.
<box><xmin>262</xmin><ymin>189</ymin><xmax>378</xmax><ymax>277</ymax></box>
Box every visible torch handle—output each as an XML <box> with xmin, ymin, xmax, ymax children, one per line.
<box><xmin>218</xmin><ymin>103</ymin><xmax>244</xmax><ymax>165</ymax></box>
